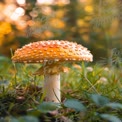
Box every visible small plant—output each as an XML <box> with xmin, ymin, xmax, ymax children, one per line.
<box><xmin>91</xmin><ymin>0</ymin><xmax>122</xmax><ymax>27</ymax></box>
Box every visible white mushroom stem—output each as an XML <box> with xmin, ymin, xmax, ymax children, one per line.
<box><xmin>43</xmin><ymin>74</ymin><xmax>60</xmax><ymax>103</ymax></box>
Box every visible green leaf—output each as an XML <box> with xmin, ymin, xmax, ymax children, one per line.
<box><xmin>9</xmin><ymin>117</ymin><xmax>19</xmax><ymax>122</ymax></box>
<box><xmin>19</xmin><ymin>116</ymin><xmax>39</xmax><ymax>122</ymax></box>
<box><xmin>100</xmin><ymin>114</ymin><xmax>122</xmax><ymax>122</ymax></box>
<box><xmin>105</xmin><ymin>102</ymin><xmax>122</xmax><ymax>109</ymax></box>
<box><xmin>90</xmin><ymin>94</ymin><xmax>110</xmax><ymax>106</ymax></box>
<box><xmin>37</xmin><ymin>102</ymin><xmax>60</xmax><ymax>113</ymax></box>
<box><xmin>9</xmin><ymin>116</ymin><xmax>39</xmax><ymax>122</ymax></box>
<box><xmin>27</xmin><ymin>109</ymin><xmax>41</xmax><ymax>117</ymax></box>
<box><xmin>64</xmin><ymin>99</ymin><xmax>86</xmax><ymax>112</ymax></box>
<box><xmin>0</xmin><ymin>56</ymin><xmax>10</xmax><ymax>62</ymax></box>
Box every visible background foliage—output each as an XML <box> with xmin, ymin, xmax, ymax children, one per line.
<box><xmin>0</xmin><ymin>0</ymin><xmax>122</xmax><ymax>62</ymax></box>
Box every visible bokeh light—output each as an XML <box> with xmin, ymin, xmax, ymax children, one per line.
<box><xmin>16</xmin><ymin>0</ymin><xmax>26</xmax><ymax>5</ymax></box>
<box><xmin>10</xmin><ymin>7</ymin><xmax>25</xmax><ymax>20</ymax></box>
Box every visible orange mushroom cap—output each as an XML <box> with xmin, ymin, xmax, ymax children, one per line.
<box><xmin>12</xmin><ymin>40</ymin><xmax>93</xmax><ymax>63</ymax></box>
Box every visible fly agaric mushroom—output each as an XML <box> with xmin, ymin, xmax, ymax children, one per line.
<box><xmin>12</xmin><ymin>40</ymin><xmax>93</xmax><ymax>103</ymax></box>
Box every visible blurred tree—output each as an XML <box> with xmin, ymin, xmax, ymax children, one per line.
<box><xmin>0</xmin><ymin>0</ymin><xmax>121</xmax><ymax>63</ymax></box>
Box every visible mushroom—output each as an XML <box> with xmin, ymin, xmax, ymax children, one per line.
<box><xmin>12</xmin><ymin>40</ymin><xmax>93</xmax><ymax>103</ymax></box>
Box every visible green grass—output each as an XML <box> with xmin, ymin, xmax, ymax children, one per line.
<box><xmin>0</xmin><ymin>56</ymin><xmax>122</xmax><ymax>122</ymax></box>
